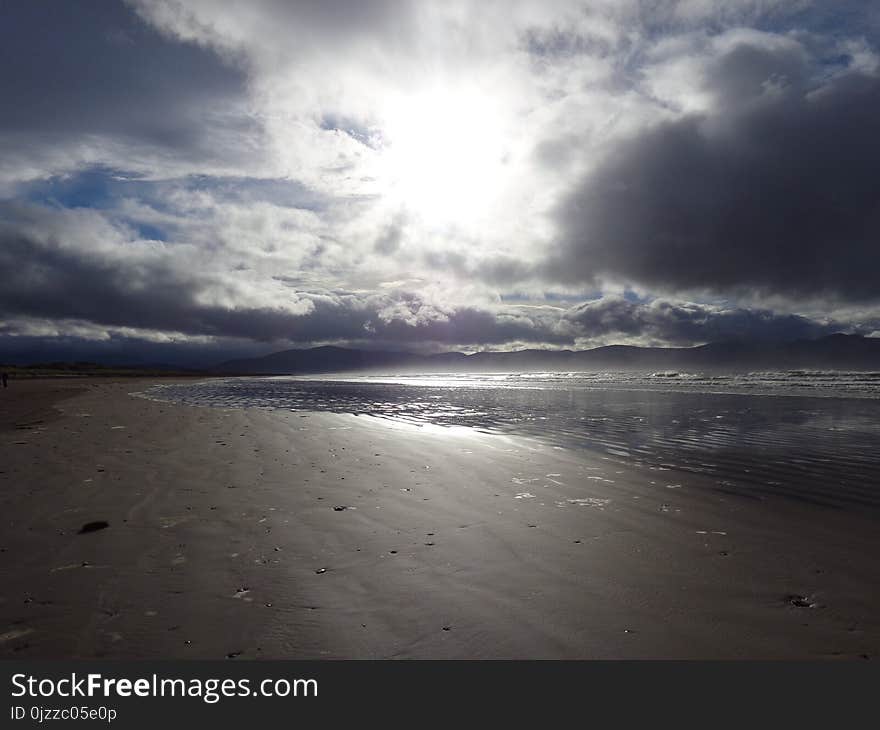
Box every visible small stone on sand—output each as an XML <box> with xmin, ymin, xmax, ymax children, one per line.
<box><xmin>78</xmin><ymin>521</ymin><xmax>109</xmax><ymax>534</ymax></box>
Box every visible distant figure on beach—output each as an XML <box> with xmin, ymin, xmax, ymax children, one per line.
<box><xmin>1</xmin><ymin>372</ymin><xmax>7</xmax><ymax>388</ymax></box>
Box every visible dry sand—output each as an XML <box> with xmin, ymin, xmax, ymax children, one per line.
<box><xmin>1</xmin><ymin>378</ymin><xmax>878</xmax><ymax>659</ymax></box>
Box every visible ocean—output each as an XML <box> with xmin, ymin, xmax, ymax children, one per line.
<box><xmin>145</xmin><ymin>370</ymin><xmax>880</xmax><ymax>510</ymax></box>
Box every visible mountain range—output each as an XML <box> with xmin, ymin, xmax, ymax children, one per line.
<box><xmin>214</xmin><ymin>333</ymin><xmax>880</xmax><ymax>375</ymax></box>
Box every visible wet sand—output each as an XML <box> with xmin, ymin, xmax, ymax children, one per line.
<box><xmin>1</xmin><ymin>378</ymin><xmax>878</xmax><ymax>659</ymax></box>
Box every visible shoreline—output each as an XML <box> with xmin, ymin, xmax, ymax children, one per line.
<box><xmin>1</xmin><ymin>379</ymin><xmax>878</xmax><ymax>659</ymax></box>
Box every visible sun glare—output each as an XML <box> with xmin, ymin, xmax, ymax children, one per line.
<box><xmin>378</xmin><ymin>87</ymin><xmax>509</xmax><ymax>229</ymax></box>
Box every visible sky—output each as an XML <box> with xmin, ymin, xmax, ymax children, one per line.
<box><xmin>2</xmin><ymin>0</ymin><xmax>880</xmax><ymax>366</ymax></box>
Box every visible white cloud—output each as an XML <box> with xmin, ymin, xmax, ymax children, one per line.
<box><xmin>2</xmin><ymin>0</ymin><xmax>878</xmax><ymax>359</ymax></box>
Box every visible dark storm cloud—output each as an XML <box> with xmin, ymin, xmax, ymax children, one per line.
<box><xmin>5</xmin><ymin>2</ymin><xmax>879</xmax><ymax>360</ymax></box>
<box><xmin>564</xmin><ymin>296</ymin><xmax>842</xmax><ymax>345</ymax></box>
<box><xmin>0</xmin><ymin>203</ymin><xmax>570</xmax><ymax>348</ymax></box>
<box><xmin>422</xmin><ymin>250</ymin><xmax>538</xmax><ymax>287</ymax></box>
<box><xmin>0</xmin><ymin>0</ymin><xmax>254</xmax><ymax>168</ymax></box>
<box><xmin>550</xmin><ymin>41</ymin><xmax>880</xmax><ymax>302</ymax></box>
<box><xmin>5</xmin><ymin>195</ymin><xmax>845</xmax><ymax>353</ymax></box>
<box><xmin>0</xmin><ymin>229</ymin><xmax>271</xmax><ymax>339</ymax></box>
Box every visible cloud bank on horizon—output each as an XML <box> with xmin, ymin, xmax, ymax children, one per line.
<box><xmin>2</xmin><ymin>0</ymin><xmax>879</xmax><ymax>365</ymax></box>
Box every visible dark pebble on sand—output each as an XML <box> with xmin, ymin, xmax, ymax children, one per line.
<box><xmin>78</xmin><ymin>521</ymin><xmax>109</xmax><ymax>534</ymax></box>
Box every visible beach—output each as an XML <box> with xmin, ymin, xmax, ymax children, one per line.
<box><xmin>1</xmin><ymin>378</ymin><xmax>878</xmax><ymax>659</ymax></box>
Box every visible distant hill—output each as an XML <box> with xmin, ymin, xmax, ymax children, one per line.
<box><xmin>213</xmin><ymin>334</ymin><xmax>880</xmax><ymax>375</ymax></box>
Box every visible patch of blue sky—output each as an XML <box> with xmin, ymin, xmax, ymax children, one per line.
<box><xmin>14</xmin><ymin>167</ymin><xmax>328</xmax><ymax>243</ymax></box>
<box><xmin>19</xmin><ymin>166</ymin><xmax>151</xmax><ymax>209</ymax></box>
<box><xmin>20</xmin><ymin>166</ymin><xmax>326</xmax><ymax>211</ymax></box>
<box><xmin>15</xmin><ymin>167</ymin><xmax>171</xmax><ymax>241</ymax></box>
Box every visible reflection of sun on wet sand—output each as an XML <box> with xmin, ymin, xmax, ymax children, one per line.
<box><xmin>1</xmin><ymin>378</ymin><xmax>878</xmax><ymax>659</ymax></box>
